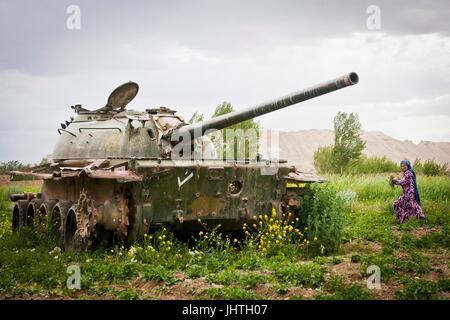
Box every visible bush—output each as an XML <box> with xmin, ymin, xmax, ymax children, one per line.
<box><xmin>347</xmin><ymin>156</ymin><xmax>398</xmax><ymax>174</ymax></box>
<box><xmin>423</xmin><ymin>160</ymin><xmax>448</xmax><ymax>176</ymax></box>
<box><xmin>313</xmin><ymin>146</ymin><xmax>334</xmax><ymax>174</ymax></box>
<box><xmin>314</xmin><ymin>152</ymin><xmax>400</xmax><ymax>175</ymax></box>
<box><xmin>413</xmin><ymin>159</ymin><xmax>448</xmax><ymax>176</ymax></box>
<box><xmin>298</xmin><ymin>184</ymin><xmax>346</xmax><ymax>256</ymax></box>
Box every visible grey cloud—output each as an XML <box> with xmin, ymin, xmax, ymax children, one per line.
<box><xmin>0</xmin><ymin>0</ymin><xmax>449</xmax><ymax>163</ymax></box>
<box><xmin>2</xmin><ymin>0</ymin><xmax>450</xmax><ymax>74</ymax></box>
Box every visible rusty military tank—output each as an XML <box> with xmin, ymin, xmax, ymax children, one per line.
<box><xmin>10</xmin><ymin>72</ymin><xmax>359</xmax><ymax>249</ymax></box>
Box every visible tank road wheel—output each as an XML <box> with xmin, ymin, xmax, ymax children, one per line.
<box><xmin>36</xmin><ymin>200</ymin><xmax>57</xmax><ymax>233</ymax></box>
<box><xmin>12</xmin><ymin>200</ymin><xmax>28</xmax><ymax>232</ymax></box>
<box><xmin>64</xmin><ymin>205</ymin><xmax>79</xmax><ymax>250</ymax></box>
<box><xmin>26</xmin><ymin>199</ymin><xmax>44</xmax><ymax>226</ymax></box>
<box><xmin>49</xmin><ymin>201</ymin><xmax>72</xmax><ymax>247</ymax></box>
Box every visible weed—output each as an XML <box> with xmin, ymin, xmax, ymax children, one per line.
<box><xmin>238</xmin><ymin>272</ymin><xmax>268</xmax><ymax>289</ymax></box>
<box><xmin>395</xmin><ymin>279</ymin><xmax>439</xmax><ymax>300</ymax></box>
<box><xmin>206</xmin><ymin>269</ymin><xmax>239</xmax><ymax>286</ymax></box>
<box><xmin>142</xmin><ymin>265</ymin><xmax>179</xmax><ymax>286</ymax></box>
<box><xmin>272</xmin><ymin>263</ymin><xmax>324</xmax><ymax>288</ymax></box>
<box><xmin>318</xmin><ymin>275</ymin><xmax>374</xmax><ymax>300</ymax></box>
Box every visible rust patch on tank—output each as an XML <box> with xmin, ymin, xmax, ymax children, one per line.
<box><xmin>188</xmin><ymin>196</ymin><xmax>226</xmax><ymax>217</ymax></box>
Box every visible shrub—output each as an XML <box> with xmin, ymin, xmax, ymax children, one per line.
<box><xmin>298</xmin><ymin>184</ymin><xmax>346</xmax><ymax>256</ymax></box>
<box><xmin>347</xmin><ymin>156</ymin><xmax>398</xmax><ymax>174</ymax></box>
<box><xmin>423</xmin><ymin>160</ymin><xmax>448</xmax><ymax>176</ymax></box>
<box><xmin>413</xmin><ymin>159</ymin><xmax>423</xmax><ymax>173</ymax></box>
<box><xmin>313</xmin><ymin>145</ymin><xmax>334</xmax><ymax>174</ymax></box>
<box><xmin>413</xmin><ymin>159</ymin><xmax>448</xmax><ymax>176</ymax></box>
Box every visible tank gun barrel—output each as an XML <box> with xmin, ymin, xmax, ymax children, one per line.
<box><xmin>171</xmin><ymin>72</ymin><xmax>359</xmax><ymax>141</ymax></box>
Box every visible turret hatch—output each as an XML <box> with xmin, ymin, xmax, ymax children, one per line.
<box><xmin>106</xmin><ymin>81</ymin><xmax>139</xmax><ymax>111</ymax></box>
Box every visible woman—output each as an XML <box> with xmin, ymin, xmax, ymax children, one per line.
<box><xmin>393</xmin><ymin>160</ymin><xmax>426</xmax><ymax>223</ymax></box>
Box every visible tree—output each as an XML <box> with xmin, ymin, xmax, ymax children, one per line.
<box><xmin>188</xmin><ymin>111</ymin><xmax>204</xmax><ymax>124</ymax></box>
<box><xmin>211</xmin><ymin>102</ymin><xmax>260</xmax><ymax>160</ymax></box>
<box><xmin>331</xmin><ymin>112</ymin><xmax>366</xmax><ymax>174</ymax></box>
<box><xmin>0</xmin><ymin>160</ymin><xmax>29</xmax><ymax>174</ymax></box>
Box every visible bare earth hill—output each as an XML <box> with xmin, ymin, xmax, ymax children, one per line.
<box><xmin>260</xmin><ymin>129</ymin><xmax>450</xmax><ymax>172</ymax></box>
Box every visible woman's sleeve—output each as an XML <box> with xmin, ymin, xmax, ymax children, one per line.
<box><xmin>396</xmin><ymin>171</ymin><xmax>411</xmax><ymax>186</ymax></box>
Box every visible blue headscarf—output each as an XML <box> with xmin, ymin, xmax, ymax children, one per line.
<box><xmin>400</xmin><ymin>160</ymin><xmax>421</xmax><ymax>206</ymax></box>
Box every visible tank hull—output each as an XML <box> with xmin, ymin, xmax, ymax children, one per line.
<box><xmin>12</xmin><ymin>159</ymin><xmax>315</xmax><ymax>248</ymax></box>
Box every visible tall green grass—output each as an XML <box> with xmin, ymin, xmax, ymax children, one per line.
<box><xmin>325</xmin><ymin>174</ymin><xmax>450</xmax><ymax>202</ymax></box>
<box><xmin>314</xmin><ymin>149</ymin><xmax>449</xmax><ymax>176</ymax></box>
<box><xmin>0</xmin><ymin>187</ymin><xmax>24</xmax><ymax>211</ymax></box>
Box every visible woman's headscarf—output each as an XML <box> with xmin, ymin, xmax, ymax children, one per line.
<box><xmin>400</xmin><ymin>159</ymin><xmax>421</xmax><ymax>206</ymax></box>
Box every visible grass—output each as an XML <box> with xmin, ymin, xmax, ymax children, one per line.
<box><xmin>0</xmin><ymin>173</ymin><xmax>449</xmax><ymax>300</ymax></box>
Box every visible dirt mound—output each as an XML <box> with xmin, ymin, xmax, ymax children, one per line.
<box><xmin>260</xmin><ymin>129</ymin><xmax>450</xmax><ymax>172</ymax></box>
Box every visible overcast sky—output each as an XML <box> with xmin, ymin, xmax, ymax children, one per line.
<box><xmin>0</xmin><ymin>0</ymin><xmax>449</xmax><ymax>163</ymax></box>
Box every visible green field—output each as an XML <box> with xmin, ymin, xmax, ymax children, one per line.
<box><xmin>0</xmin><ymin>174</ymin><xmax>449</xmax><ymax>300</ymax></box>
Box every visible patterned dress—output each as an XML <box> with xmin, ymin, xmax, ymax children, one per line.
<box><xmin>393</xmin><ymin>170</ymin><xmax>426</xmax><ymax>223</ymax></box>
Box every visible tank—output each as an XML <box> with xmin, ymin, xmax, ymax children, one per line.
<box><xmin>10</xmin><ymin>72</ymin><xmax>359</xmax><ymax>249</ymax></box>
